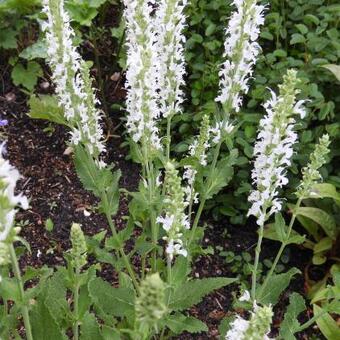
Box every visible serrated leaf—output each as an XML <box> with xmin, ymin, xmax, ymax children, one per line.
<box><xmin>88</xmin><ymin>277</ymin><xmax>135</xmax><ymax>318</ymax></box>
<box><xmin>165</xmin><ymin>313</ymin><xmax>208</xmax><ymax>334</ymax></box>
<box><xmin>257</xmin><ymin>268</ymin><xmax>300</xmax><ymax>305</ymax></box>
<box><xmin>296</xmin><ymin>207</ymin><xmax>337</xmax><ymax>240</ymax></box>
<box><xmin>80</xmin><ymin>312</ymin><xmax>103</xmax><ymax>340</ymax></box>
<box><xmin>0</xmin><ymin>277</ymin><xmax>21</xmax><ymax>304</ymax></box>
<box><xmin>313</xmin><ymin>304</ymin><xmax>340</xmax><ymax>340</ymax></box>
<box><xmin>28</xmin><ymin>95</ymin><xmax>68</xmax><ymax>126</ymax></box>
<box><xmin>279</xmin><ymin>293</ymin><xmax>306</xmax><ymax>340</ymax></box>
<box><xmin>169</xmin><ymin>277</ymin><xmax>237</xmax><ymax>311</ymax></box>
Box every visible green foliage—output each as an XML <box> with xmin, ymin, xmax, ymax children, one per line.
<box><xmin>163</xmin><ymin>313</ymin><xmax>208</xmax><ymax>334</ymax></box>
<box><xmin>279</xmin><ymin>293</ymin><xmax>306</xmax><ymax>340</ymax></box>
<box><xmin>11</xmin><ymin>61</ymin><xmax>43</xmax><ymax>91</ymax></box>
<box><xmin>183</xmin><ymin>0</ymin><xmax>340</xmax><ymax>223</ymax></box>
<box><xmin>169</xmin><ymin>277</ymin><xmax>237</xmax><ymax>311</ymax></box>
<box><xmin>256</xmin><ymin>267</ymin><xmax>301</xmax><ymax>305</ymax></box>
<box><xmin>313</xmin><ymin>304</ymin><xmax>340</xmax><ymax>340</ymax></box>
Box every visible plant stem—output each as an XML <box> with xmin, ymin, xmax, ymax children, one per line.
<box><xmin>166</xmin><ymin>117</ymin><xmax>172</xmax><ymax>163</ymax></box>
<box><xmin>259</xmin><ymin>198</ymin><xmax>302</xmax><ymax>296</ymax></box>
<box><xmin>73</xmin><ymin>268</ymin><xmax>80</xmax><ymax>340</ymax></box>
<box><xmin>296</xmin><ymin>311</ymin><xmax>327</xmax><ymax>332</ymax></box>
<box><xmin>102</xmin><ymin>193</ymin><xmax>140</xmax><ymax>293</ymax></box>
<box><xmin>188</xmin><ymin>140</ymin><xmax>222</xmax><ymax>245</ymax></box>
<box><xmin>9</xmin><ymin>244</ymin><xmax>33</xmax><ymax>340</ymax></box>
<box><xmin>251</xmin><ymin>222</ymin><xmax>264</xmax><ymax>300</ymax></box>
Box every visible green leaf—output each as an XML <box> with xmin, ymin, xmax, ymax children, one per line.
<box><xmin>314</xmin><ymin>237</ymin><xmax>333</xmax><ymax>254</ymax></box>
<box><xmin>44</xmin><ymin>272</ymin><xmax>70</xmax><ymax>327</ymax></box>
<box><xmin>171</xmin><ymin>256</ymin><xmax>190</xmax><ymax>287</ymax></box>
<box><xmin>290</xmin><ymin>33</ymin><xmax>306</xmax><ymax>45</ymax></box>
<box><xmin>11</xmin><ymin>61</ymin><xmax>43</xmax><ymax>91</ymax></box>
<box><xmin>88</xmin><ymin>277</ymin><xmax>135</xmax><ymax>318</ymax></box>
<box><xmin>19</xmin><ymin>40</ymin><xmax>48</xmax><ymax>60</ymax></box>
<box><xmin>31</xmin><ymin>285</ymin><xmax>67</xmax><ymax>340</ymax></box>
<box><xmin>295</xmin><ymin>207</ymin><xmax>337</xmax><ymax>240</ymax></box>
<box><xmin>263</xmin><ymin>223</ymin><xmax>305</xmax><ymax>245</ymax></box>
<box><xmin>313</xmin><ymin>304</ymin><xmax>340</xmax><ymax>340</ymax></box>
<box><xmin>274</xmin><ymin>213</ymin><xmax>287</xmax><ymax>242</ymax></box>
<box><xmin>169</xmin><ymin>277</ymin><xmax>237</xmax><ymax>311</ymax></box>
<box><xmin>80</xmin><ymin>312</ymin><xmax>103</xmax><ymax>340</ymax></box>
<box><xmin>310</xmin><ymin>183</ymin><xmax>340</xmax><ymax>204</ymax></box>
<box><xmin>74</xmin><ymin>145</ymin><xmax>121</xmax><ymax>206</ymax></box>
<box><xmin>322</xmin><ymin>64</ymin><xmax>340</xmax><ymax>82</ymax></box>
<box><xmin>0</xmin><ymin>277</ymin><xmax>21</xmax><ymax>304</ymax></box>
<box><xmin>28</xmin><ymin>95</ymin><xmax>68</xmax><ymax>126</ymax></box>
<box><xmin>204</xmin><ymin>150</ymin><xmax>237</xmax><ymax>199</ymax></box>
<box><xmin>165</xmin><ymin>313</ymin><xmax>208</xmax><ymax>334</ymax></box>
<box><xmin>257</xmin><ymin>268</ymin><xmax>301</xmax><ymax>305</ymax></box>
<box><xmin>44</xmin><ymin>218</ymin><xmax>54</xmax><ymax>232</ymax></box>
<box><xmin>279</xmin><ymin>293</ymin><xmax>306</xmax><ymax>340</ymax></box>
<box><xmin>0</xmin><ymin>28</ymin><xmax>17</xmax><ymax>49</ymax></box>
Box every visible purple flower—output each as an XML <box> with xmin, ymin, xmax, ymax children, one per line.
<box><xmin>0</xmin><ymin>119</ymin><xmax>8</xmax><ymax>127</ymax></box>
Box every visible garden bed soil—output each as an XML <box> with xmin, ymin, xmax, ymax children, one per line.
<box><xmin>0</xmin><ymin>76</ymin><xmax>322</xmax><ymax>339</ymax></box>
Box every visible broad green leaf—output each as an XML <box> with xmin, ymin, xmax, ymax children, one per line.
<box><xmin>80</xmin><ymin>312</ymin><xmax>103</xmax><ymax>340</ymax></box>
<box><xmin>257</xmin><ymin>268</ymin><xmax>301</xmax><ymax>305</ymax></box>
<box><xmin>279</xmin><ymin>293</ymin><xmax>306</xmax><ymax>340</ymax></box>
<box><xmin>322</xmin><ymin>64</ymin><xmax>340</xmax><ymax>82</ymax></box>
<box><xmin>274</xmin><ymin>213</ymin><xmax>287</xmax><ymax>242</ymax></box>
<box><xmin>164</xmin><ymin>313</ymin><xmax>208</xmax><ymax>334</ymax></box>
<box><xmin>20</xmin><ymin>40</ymin><xmax>48</xmax><ymax>60</ymax></box>
<box><xmin>0</xmin><ymin>28</ymin><xmax>17</xmax><ymax>49</ymax></box>
<box><xmin>169</xmin><ymin>277</ymin><xmax>237</xmax><ymax>311</ymax></box>
<box><xmin>101</xmin><ymin>325</ymin><xmax>121</xmax><ymax>340</ymax></box>
<box><xmin>74</xmin><ymin>145</ymin><xmax>121</xmax><ymax>207</ymax></box>
<box><xmin>296</xmin><ymin>207</ymin><xmax>337</xmax><ymax>240</ymax></box>
<box><xmin>314</xmin><ymin>237</ymin><xmax>333</xmax><ymax>254</ymax></box>
<box><xmin>0</xmin><ymin>277</ymin><xmax>21</xmax><ymax>304</ymax></box>
<box><xmin>310</xmin><ymin>183</ymin><xmax>340</xmax><ymax>205</ymax></box>
<box><xmin>171</xmin><ymin>256</ymin><xmax>190</xmax><ymax>287</ymax></box>
<box><xmin>31</xmin><ymin>286</ymin><xmax>67</xmax><ymax>340</ymax></box>
<box><xmin>204</xmin><ymin>150</ymin><xmax>237</xmax><ymax>199</ymax></box>
<box><xmin>44</xmin><ymin>272</ymin><xmax>71</xmax><ymax>327</ymax></box>
<box><xmin>313</xmin><ymin>304</ymin><xmax>340</xmax><ymax>340</ymax></box>
<box><xmin>263</xmin><ymin>223</ymin><xmax>305</xmax><ymax>245</ymax></box>
<box><xmin>88</xmin><ymin>277</ymin><xmax>135</xmax><ymax>318</ymax></box>
<box><xmin>28</xmin><ymin>95</ymin><xmax>68</xmax><ymax>126</ymax></box>
<box><xmin>11</xmin><ymin>61</ymin><xmax>43</xmax><ymax>91</ymax></box>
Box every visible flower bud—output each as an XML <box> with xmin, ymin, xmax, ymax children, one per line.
<box><xmin>70</xmin><ymin>223</ymin><xmax>87</xmax><ymax>269</ymax></box>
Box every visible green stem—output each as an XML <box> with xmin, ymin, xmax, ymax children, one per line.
<box><xmin>166</xmin><ymin>117</ymin><xmax>172</xmax><ymax>163</ymax></box>
<box><xmin>9</xmin><ymin>244</ymin><xmax>33</xmax><ymax>340</ymax></box>
<box><xmin>259</xmin><ymin>198</ymin><xmax>302</xmax><ymax>295</ymax></box>
<box><xmin>73</xmin><ymin>268</ymin><xmax>80</xmax><ymax>340</ymax></box>
<box><xmin>102</xmin><ymin>193</ymin><xmax>140</xmax><ymax>293</ymax></box>
<box><xmin>296</xmin><ymin>311</ymin><xmax>327</xmax><ymax>332</ymax></box>
<box><xmin>188</xmin><ymin>140</ymin><xmax>222</xmax><ymax>245</ymax></box>
<box><xmin>251</xmin><ymin>222</ymin><xmax>264</xmax><ymax>301</ymax></box>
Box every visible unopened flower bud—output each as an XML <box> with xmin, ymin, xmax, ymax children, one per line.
<box><xmin>70</xmin><ymin>223</ymin><xmax>87</xmax><ymax>269</ymax></box>
<box><xmin>135</xmin><ymin>273</ymin><xmax>167</xmax><ymax>327</ymax></box>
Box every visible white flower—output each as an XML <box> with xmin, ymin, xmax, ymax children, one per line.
<box><xmin>155</xmin><ymin>0</ymin><xmax>187</xmax><ymax>119</ymax></box>
<box><xmin>42</xmin><ymin>0</ymin><xmax>105</xmax><ymax>159</ymax></box>
<box><xmin>226</xmin><ymin>316</ymin><xmax>250</xmax><ymax>340</ymax></box>
<box><xmin>216</xmin><ymin>0</ymin><xmax>265</xmax><ymax>113</ymax></box>
<box><xmin>210</xmin><ymin>121</ymin><xmax>234</xmax><ymax>144</ymax></box>
<box><xmin>248</xmin><ymin>70</ymin><xmax>304</xmax><ymax>225</ymax></box>
<box><xmin>157</xmin><ymin>215</ymin><xmax>174</xmax><ymax>232</ymax></box>
<box><xmin>0</xmin><ymin>144</ymin><xmax>28</xmax><ymax>242</ymax></box>
<box><xmin>123</xmin><ymin>0</ymin><xmax>162</xmax><ymax>151</ymax></box>
<box><xmin>239</xmin><ymin>290</ymin><xmax>251</xmax><ymax>302</ymax></box>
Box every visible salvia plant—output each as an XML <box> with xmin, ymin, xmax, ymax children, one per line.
<box><xmin>1</xmin><ymin>0</ymin><xmax>338</xmax><ymax>339</ymax></box>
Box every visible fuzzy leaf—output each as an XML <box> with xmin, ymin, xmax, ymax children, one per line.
<box><xmin>88</xmin><ymin>277</ymin><xmax>135</xmax><ymax>318</ymax></box>
<box><xmin>165</xmin><ymin>313</ymin><xmax>208</xmax><ymax>334</ymax></box>
<box><xmin>310</xmin><ymin>183</ymin><xmax>340</xmax><ymax>205</ymax></box>
<box><xmin>11</xmin><ymin>61</ymin><xmax>42</xmax><ymax>91</ymax></box>
<box><xmin>80</xmin><ymin>312</ymin><xmax>103</xmax><ymax>340</ymax></box>
<box><xmin>279</xmin><ymin>293</ymin><xmax>306</xmax><ymax>340</ymax></box>
<box><xmin>257</xmin><ymin>268</ymin><xmax>300</xmax><ymax>305</ymax></box>
<box><xmin>169</xmin><ymin>277</ymin><xmax>237</xmax><ymax>311</ymax></box>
